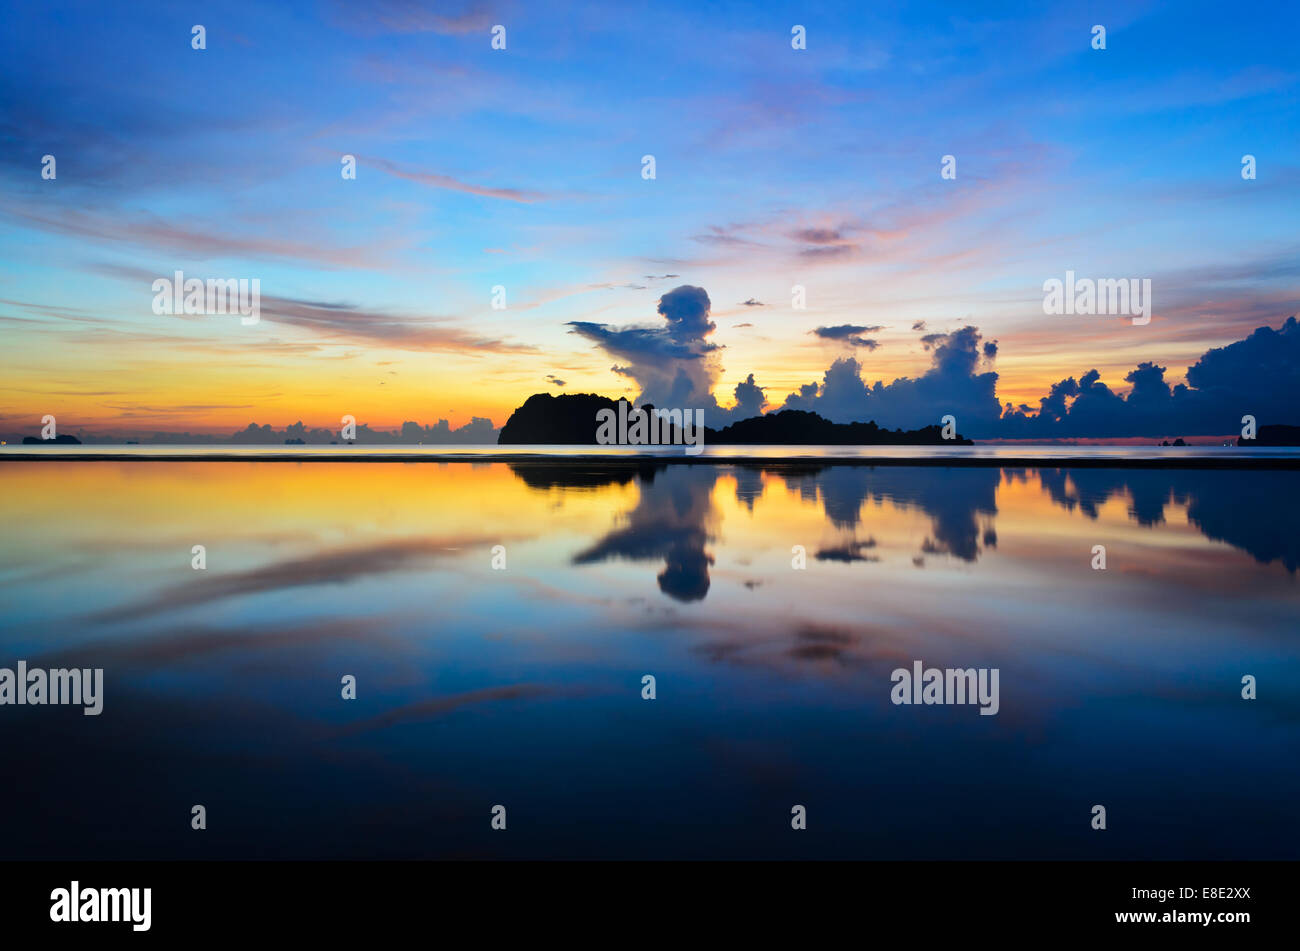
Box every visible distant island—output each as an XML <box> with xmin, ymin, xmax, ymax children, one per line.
<box><xmin>21</xmin><ymin>434</ymin><xmax>82</xmax><ymax>445</ymax></box>
<box><xmin>3</xmin><ymin>419</ymin><xmax>497</xmax><ymax>446</ymax></box>
<box><xmin>709</xmin><ymin>409</ymin><xmax>968</xmax><ymax>445</ymax></box>
<box><xmin>498</xmin><ymin>393</ymin><xmax>972</xmax><ymax>445</ymax></box>
<box><xmin>1240</xmin><ymin>424</ymin><xmax>1300</xmax><ymax>447</ymax></box>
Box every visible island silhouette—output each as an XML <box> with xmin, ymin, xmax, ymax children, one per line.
<box><xmin>1239</xmin><ymin>424</ymin><xmax>1300</xmax><ymax>446</ymax></box>
<box><xmin>21</xmin><ymin>434</ymin><xmax>82</xmax><ymax>445</ymax></box>
<box><xmin>497</xmin><ymin>393</ymin><xmax>971</xmax><ymax>445</ymax></box>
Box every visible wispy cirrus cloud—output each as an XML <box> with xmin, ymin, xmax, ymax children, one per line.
<box><xmin>326</xmin><ymin>0</ymin><xmax>497</xmax><ymax>36</ymax></box>
<box><xmin>76</xmin><ymin>265</ymin><xmax>538</xmax><ymax>355</ymax></box>
<box><xmin>4</xmin><ymin>203</ymin><xmax>390</xmax><ymax>269</ymax></box>
<box><xmin>255</xmin><ymin>294</ymin><xmax>539</xmax><ymax>354</ymax></box>
<box><xmin>362</xmin><ymin>155</ymin><xmax>547</xmax><ymax>203</ymax></box>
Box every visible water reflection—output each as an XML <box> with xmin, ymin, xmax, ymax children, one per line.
<box><xmin>1032</xmin><ymin>468</ymin><xmax>1299</xmax><ymax>571</ymax></box>
<box><xmin>0</xmin><ymin>460</ymin><xmax>1295</xmax><ymax>861</ymax></box>
<box><xmin>510</xmin><ymin>462</ymin><xmax>1295</xmax><ymax>599</ymax></box>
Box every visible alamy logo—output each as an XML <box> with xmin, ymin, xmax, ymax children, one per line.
<box><xmin>50</xmin><ymin>881</ymin><xmax>151</xmax><ymax>931</ymax></box>
<box><xmin>151</xmin><ymin>270</ymin><xmax>260</xmax><ymax>325</ymax></box>
<box><xmin>1043</xmin><ymin>270</ymin><xmax>1151</xmax><ymax>325</ymax></box>
<box><xmin>890</xmin><ymin>660</ymin><xmax>1000</xmax><ymax>715</ymax></box>
<box><xmin>596</xmin><ymin>401</ymin><xmax>705</xmax><ymax>455</ymax></box>
<box><xmin>0</xmin><ymin>662</ymin><xmax>103</xmax><ymax>715</ymax></box>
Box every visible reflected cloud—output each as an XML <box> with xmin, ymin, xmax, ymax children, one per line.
<box><xmin>786</xmin><ymin>624</ymin><xmax>865</xmax><ymax>665</ymax></box>
<box><xmin>35</xmin><ymin>617</ymin><xmax>404</xmax><ymax>670</ymax></box>
<box><xmin>506</xmin><ymin>462</ymin><xmax>1295</xmax><ymax>606</ymax></box>
<box><xmin>3</xmin><ymin>458</ymin><xmax>1297</xmax><ymax>861</ymax></box>
<box><xmin>514</xmin><ymin>463</ymin><xmax>717</xmax><ymax>602</ymax></box>
<box><xmin>816</xmin><ymin>538</ymin><xmax>879</xmax><ymax>563</ymax></box>
<box><xmin>337</xmin><ymin>684</ymin><xmax>558</xmax><ymax>736</ymax></box>
<box><xmin>1036</xmin><ymin>468</ymin><xmax>1173</xmax><ymax>525</ymax></box>
<box><xmin>689</xmin><ymin>618</ymin><xmax>912</xmax><ymax>674</ymax></box>
<box><xmin>1034</xmin><ymin>469</ymin><xmax>1299</xmax><ymax>572</ymax></box>
<box><xmin>777</xmin><ymin>465</ymin><xmax>999</xmax><ymax>561</ymax></box>
<box><xmin>91</xmin><ymin>533</ymin><xmax>518</xmax><ymax>623</ymax></box>
<box><xmin>571</xmin><ymin>467</ymin><xmax>718</xmax><ymax>603</ymax></box>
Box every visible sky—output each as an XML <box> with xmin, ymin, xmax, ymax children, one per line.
<box><xmin>1</xmin><ymin>0</ymin><xmax>1297</xmax><ymax>440</ymax></box>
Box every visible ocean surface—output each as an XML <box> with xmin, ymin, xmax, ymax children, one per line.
<box><xmin>0</xmin><ymin>459</ymin><xmax>1296</xmax><ymax>859</ymax></box>
<box><xmin>4</xmin><ymin>442</ymin><xmax>1300</xmax><ymax>462</ymax></box>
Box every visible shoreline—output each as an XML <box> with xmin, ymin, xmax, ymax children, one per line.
<box><xmin>0</xmin><ymin>451</ymin><xmax>1296</xmax><ymax>469</ymax></box>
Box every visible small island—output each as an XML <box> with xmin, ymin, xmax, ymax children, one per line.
<box><xmin>708</xmin><ymin>408</ymin><xmax>968</xmax><ymax>445</ymax></box>
<box><xmin>498</xmin><ymin>393</ymin><xmax>971</xmax><ymax>445</ymax></box>
<box><xmin>21</xmin><ymin>434</ymin><xmax>82</xmax><ymax>445</ymax></box>
<box><xmin>1239</xmin><ymin>424</ymin><xmax>1300</xmax><ymax>447</ymax></box>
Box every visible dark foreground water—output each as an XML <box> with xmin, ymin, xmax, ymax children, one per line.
<box><xmin>0</xmin><ymin>461</ymin><xmax>1295</xmax><ymax>859</ymax></box>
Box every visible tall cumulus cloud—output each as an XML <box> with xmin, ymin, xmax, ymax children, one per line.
<box><xmin>569</xmin><ymin>284</ymin><xmax>1298</xmax><ymax>438</ymax></box>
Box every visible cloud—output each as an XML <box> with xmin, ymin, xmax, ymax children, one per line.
<box><xmin>814</xmin><ymin>325</ymin><xmax>884</xmax><ymax>338</ymax></box>
<box><xmin>813</xmin><ymin>324</ymin><xmax>884</xmax><ymax>349</ymax></box>
<box><xmin>257</xmin><ymin>294</ymin><xmax>538</xmax><ymax>354</ymax></box>
<box><xmin>328</xmin><ymin>0</ymin><xmax>495</xmax><ymax>35</ymax></box>
<box><xmin>656</xmin><ymin>284</ymin><xmax>715</xmax><ymax>342</ymax></box>
<box><xmin>782</xmin><ymin>325</ymin><xmax>1001</xmax><ymax>430</ymax></box>
<box><xmin>363</xmin><ymin>155</ymin><xmax>545</xmax><ymax>203</ymax></box>
<box><xmin>998</xmin><ymin>315</ymin><xmax>1300</xmax><ymax>438</ymax></box>
<box><xmin>5</xmin><ymin>204</ymin><xmax>385</xmax><ymax>269</ymax></box>
<box><xmin>790</xmin><ymin>227</ymin><xmax>850</xmax><ymax>245</ymax></box>
<box><xmin>693</xmin><ymin>225</ymin><xmax>765</xmax><ymax>249</ymax></box>
<box><xmin>563</xmin><ymin>277</ymin><xmax>1297</xmax><ymax>440</ymax></box>
<box><xmin>778</xmin><ymin>314</ymin><xmax>1298</xmax><ymax>438</ymax></box>
<box><xmin>730</xmin><ymin>373</ymin><xmax>767</xmax><ymax>418</ymax></box>
<box><xmin>740</xmin><ymin>298</ymin><xmax>764</xmax><ymax>307</ymax></box>
<box><xmin>567</xmin><ymin>285</ymin><xmax>723</xmax><ymax>409</ymax></box>
<box><xmin>799</xmin><ymin>244</ymin><xmax>857</xmax><ymax>261</ymax></box>
<box><xmin>566</xmin><ymin>285</ymin><xmax>773</xmax><ymax>424</ymax></box>
<box><xmin>789</xmin><ymin>224</ymin><xmax>870</xmax><ymax>261</ymax></box>
<box><xmin>546</xmin><ymin>374</ymin><xmax>566</xmax><ymax>387</ymax></box>
<box><xmin>86</xmin><ymin>266</ymin><xmax>535</xmax><ymax>355</ymax></box>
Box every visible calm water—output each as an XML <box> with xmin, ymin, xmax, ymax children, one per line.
<box><xmin>0</xmin><ymin>460</ymin><xmax>1296</xmax><ymax>859</ymax></box>
<box><xmin>5</xmin><ymin>442</ymin><xmax>1300</xmax><ymax>461</ymax></box>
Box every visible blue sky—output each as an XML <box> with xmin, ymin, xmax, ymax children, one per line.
<box><xmin>1</xmin><ymin>0</ymin><xmax>1297</xmax><ymax>437</ymax></box>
